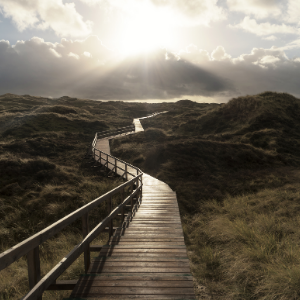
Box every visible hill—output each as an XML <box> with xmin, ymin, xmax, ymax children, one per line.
<box><xmin>2</xmin><ymin>91</ymin><xmax>300</xmax><ymax>299</ymax></box>
<box><xmin>111</xmin><ymin>91</ymin><xmax>300</xmax><ymax>299</ymax></box>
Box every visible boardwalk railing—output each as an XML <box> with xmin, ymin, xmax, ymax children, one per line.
<box><xmin>96</xmin><ymin>125</ymin><xmax>135</xmax><ymax>140</ymax></box>
<box><xmin>0</xmin><ymin>127</ymin><xmax>142</xmax><ymax>300</ymax></box>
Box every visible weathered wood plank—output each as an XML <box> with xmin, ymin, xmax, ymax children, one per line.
<box><xmin>100</xmin><ymin>245</ymin><xmax>186</xmax><ymax>249</ymax></box>
<box><xmin>99</xmin><ymin>248</ymin><xmax>187</xmax><ymax>253</ymax></box>
<box><xmin>110</xmin><ymin>238</ymin><xmax>185</xmax><ymax>242</ymax></box>
<box><xmin>47</xmin><ymin>280</ymin><xmax>78</xmax><ymax>290</ymax></box>
<box><xmin>77</xmin><ymin>273</ymin><xmax>194</xmax><ymax>280</ymax></box>
<box><xmin>112</xmin><ymin>234</ymin><xmax>184</xmax><ymax>238</ymax></box>
<box><xmin>73</xmin><ymin>279</ymin><xmax>193</xmax><ymax>288</ymax></box>
<box><xmin>66</xmin><ymin>295</ymin><xmax>196</xmax><ymax>299</ymax></box>
<box><xmin>89</xmin><ymin>261</ymin><xmax>190</xmax><ymax>268</ymax></box>
<box><xmin>93</xmin><ymin>257</ymin><xmax>189</xmax><ymax>262</ymax></box>
<box><xmin>71</xmin><ymin>286</ymin><xmax>195</xmax><ymax>295</ymax></box>
<box><xmin>108</xmin><ymin>242</ymin><xmax>186</xmax><ymax>246</ymax></box>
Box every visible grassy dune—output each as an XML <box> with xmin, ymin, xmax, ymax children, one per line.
<box><xmin>111</xmin><ymin>92</ymin><xmax>300</xmax><ymax>299</ymax></box>
<box><xmin>2</xmin><ymin>91</ymin><xmax>300</xmax><ymax>299</ymax></box>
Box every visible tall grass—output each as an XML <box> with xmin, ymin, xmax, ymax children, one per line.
<box><xmin>185</xmin><ymin>175</ymin><xmax>300</xmax><ymax>299</ymax></box>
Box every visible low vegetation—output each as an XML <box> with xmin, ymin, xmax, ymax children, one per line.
<box><xmin>2</xmin><ymin>91</ymin><xmax>300</xmax><ymax>299</ymax></box>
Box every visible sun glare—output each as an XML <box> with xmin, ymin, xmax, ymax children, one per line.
<box><xmin>119</xmin><ymin>5</ymin><xmax>173</xmax><ymax>56</ymax></box>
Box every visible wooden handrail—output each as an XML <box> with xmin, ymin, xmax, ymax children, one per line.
<box><xmin>0</xmin><ymin>174</ymin><xmax>141</xmax><ymax>271</ymax></box>
<box><xmin>21</xmin><ymin>186</ymin><xmax>141</xmax><ymax>300</ymax></box>
<box><xmin>91</xmin><ymin>129</ymin><xmax>143</xmax><ymax>184</ymax></box>
<box><xmin>0</xmin><ymin>125</ymin><xmax>143</xmax><ymax>300</ymax></box>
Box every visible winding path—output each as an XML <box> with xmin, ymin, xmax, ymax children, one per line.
<box><xmin>67</xmin><ymin>113</ymin><xmax>195</xmax><ymax>299</ymax></box>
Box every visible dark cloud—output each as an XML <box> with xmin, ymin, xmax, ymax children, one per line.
<box><xmin>180</xmin><ymin>45</ymin><xmax>300</xmax><ymax>98</ymax></box>
<box><xmin>2</xmin><ymin>36</ymin><xmax>300</xmax><ymax>101</ymax></box>
<box><xmin>0</xmin><ymin>37</ymin><xmax>231</xmax><ymax>100</ymax></box>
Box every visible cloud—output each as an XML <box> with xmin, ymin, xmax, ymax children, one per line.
<box><xmin>149</xmin><ymin>0</ymin><xmax>226</xmax><ymax>25</ymax></box>
<box><xmin>0</xmin><ymin>0</ymin><xmax>92</xmax><ymax>37</ymax></box>
<box><xmin>259</xmin><ymin>55</ymin><xmax>280</xmax><ymax>64</ymax></box>
<box><xmin>226</xmin><ymin>0</ymin><xmax>282</xmax><ymax>19</ymax></box>
<box><xmin>230</xmin><ymin>16</ymin><xmax>299</xmax><ymax>36</ymax></box>
<box><xmin>211</xmin><ymin>46</ymin><xmax>231</xmax><ymax>61</ymax></box>
<box><xmin>79</xmin><ymin>0</ymin><xmax>226</xmax><ymax>27</ymax></box>
<box><xmin>285</xmin><ymin>0</ymin><xmax>300</xmax><ymax>25</ymax></box>
<box><xmin>1</xmin><ymin>35</ymin><xmax>300</xmax><ymax>101</ymax></box>
<box><xmin>180</xmin><ymin>45</ymin><xmax>300</xmax><ymax>98</ymax></box>
<box><xmin>263</xmin><ymin>35</ymin><xmax>278</xmax><ymax>41</ymax></box>
<box><xmin>281</xmin><ymin>38</ymin><xmax>300</xmax><ymax>50</ymax></box>
<box><xmin>0</xmin><ymin>36</ymin><xmax>230</xmax><ymax>100</ymax></box>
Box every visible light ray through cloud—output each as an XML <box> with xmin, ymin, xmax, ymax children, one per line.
<box><xmin>0</xmin><ymin>0</ymin><xmax>300</xmax><ymax>101</ymax></box>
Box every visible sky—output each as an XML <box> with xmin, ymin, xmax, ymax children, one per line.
<box><xmin>0</xmin><ymin>0</ymin><xmax>300</xmax><ymax>102</ymax></box>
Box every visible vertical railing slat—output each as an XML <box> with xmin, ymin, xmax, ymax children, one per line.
<box><xmin>107</xmin><ymin>197</ymin><xmax>113</xmax><ymax>238</ymax></box>
<box><xmin>82</xmin><ymin>213</ymin><xmax>90</xmax><ymax>274</ymax></box>
<box><xmin>27</xmin><ymin>246</ymin><xmax>42</xmax><ymax>300</ymax></box>
<box><xmin>121</xmin><ymin>188</ymin><xmax>125</xmax><ymax>224</ymax></box>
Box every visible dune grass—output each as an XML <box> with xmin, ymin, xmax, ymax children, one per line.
<box><xmin>186</xmin><ymin>172</ymin><xmax>300</xmax><ymax>299</ymax></box>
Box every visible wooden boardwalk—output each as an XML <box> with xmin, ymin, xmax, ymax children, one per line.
<box><xmin>66</xmin><ymin>117</ymin><xmax>195</xmax><ymax>299</ymax></box>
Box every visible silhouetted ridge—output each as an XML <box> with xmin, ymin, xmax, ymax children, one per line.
<box><xmin>178</xmin><ymin>91</ymin><xmax>300</xmax><ymax>165</ymax></box>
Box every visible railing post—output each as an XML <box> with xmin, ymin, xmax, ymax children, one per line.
<box><xmin>140</xmin><ymin>174</ymin><xmax>143</xmax><ymax>204</ymax></box>
<box><xmin>99</xmin><ymin>151</ymin><xmax>102</xmax><ymax>165</ymax></box>
<box><xmin>97</xmin><ymin>150</ymin><xmax>100</xmax><ymax>163</ymax></box>
<box><xmin>125</xmin><ymin>164</ymin><xmax>128</xmax><ymax>181</ymax></box>
<box><xmin>82</xmin><ymin>213</ymin><xmax>90</xmax><ymax>274</ymax></box>
<box><xmin>107</xmin><ymin>197</ymin><xmax>113</xmax><ymax>238</ymax></box>
<box><xmin>115</xmin><ymin>158</ymin><xmax>117</xmax><ymax>173</ymax></box>
<box><xmin>27</xmin><ymin>246</ymin><xmax>42</xmax><ymax>300</ymax></box>
<box><xmin>121</xmin><ymin>188</ymin><xmax>125</xmax><ymax>223</ymax></box>
<box><xmin>130</xmin><ymin>181</ymin><xmax>134</xmax><ymax>211</ymax></box>
<box><xmin>106</xmin><ymin>154</ymin><xmax>108</xmax><ymax>170</ymax></box>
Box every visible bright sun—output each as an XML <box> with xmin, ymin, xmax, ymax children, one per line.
<box><xmin>119</xmin><ymin>6</ymin><xmax>173</xmax><ymax>56</ymax></box>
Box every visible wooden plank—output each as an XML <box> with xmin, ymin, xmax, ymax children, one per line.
<box><xmin>73</xmin><ymin>279</ymin><xmax>193</xmax><ymax>288</ymax></box>
<box><xmin>93</xmin><ymin>257</ymin><xmax>189</xmax><ymax>262</ymax></box>
<box><xmin>129</xmin><ymin>222</ymin><xmax>182</xmax><ymax>225</ymax></box>
<box><xmin>66</xmin><ymin>295</ymin><xmax>196</xmax><ymax>299</ymax></box>
<box><xmin>47</xmin><ymin>280</ymin><xmax>78</xmax><ymax>290</ymax></box>
<box><xmin>77</xmin><ymin>273</ymin><xmax>193</xmax><ymax>280</ymax></box>
<box><xmin>71</xmin><ymin>287</ymin><xmax>195</xmax><ymax>295</ymax></box>
<box><xmin>98</xmin><ymin>249</ymin><xmax>187</xmax><ymax>254</ymax></box>
<box><xmin>89</xmin><ymin>261</ymin><xmax>190</xmax><ymax>267</ymax></box>
<box><xmin>27</xmin><ymin>246</ymin><xmax>41</xmax><ymax>292</ymax></box>
<box><xmin>112</xmin><ymin>234</ymin><xmax>184</xmax><ymax>238</ymax></box>
<box><xmin>110</xmin><ymin>238</ymin><xmax>185</xmax><ymax>242</ymax></box>
<box><xmin>93</xmin><ymin>253</ymin><xmax>189</xmax><ymax>258</ymax></box>
<box><xmin>115</xmin><ymin>226</ymin><xmax>183</xmax><ymax>230</ymax></box>
<box><xmin>100</xmin><ymin>245</ymin><xmax>186</xmax><ymax>249</ymax></box>
<box><xmin>120</xmin><ymin>227</ymin><xmax>183</xmax><ymax>231</ymax></box>
<box><xmin>108</xmin><ymin>242</ymin><xmax>185</xmax><ymax>246</ymax></box>
<box><xmin>82</xmin><ymin>213</ymin><xmax>90</xmax><ymax>274</ymax></box>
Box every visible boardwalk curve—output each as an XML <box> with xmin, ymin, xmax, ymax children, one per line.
<box><xmin>67</xmin><ymin>113</ymin><xmax>195</xmax><ymax>299</ymax></box>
